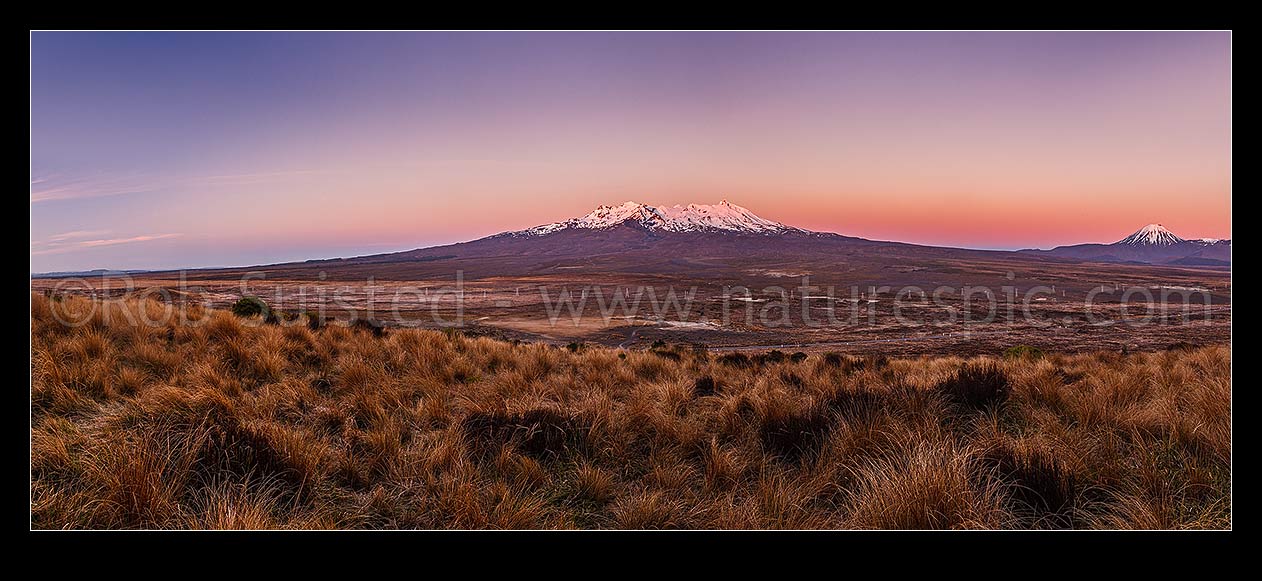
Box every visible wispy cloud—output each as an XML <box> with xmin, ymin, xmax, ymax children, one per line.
<box><xmin>78</xmin><ymin>234</ymin><xmax>182</xmax><ymax>248</ymax></box>
<box><xmin>30</xmin><ymin>233</ymin><xmax>182</xmax><ymax>256</ymax></box>
<box><xmin>44</xmin><ymin>229</ymin><xmax>115</xmax><ymax>243</ymax></box>
<box><xmin>30</xmin><ymin>169</ymin><xmax>327</xmax><ymax>204</ymax></box>
<box><xmin>29</xmin><ymin>175</ymin><xmax>163</xmax><ymax>203</ymax></box>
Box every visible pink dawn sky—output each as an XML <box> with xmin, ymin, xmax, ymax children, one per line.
<box><xmin>30</xmin><ymin>31</ymin><xmax>1230</xmax><ymax>272</ymax></box>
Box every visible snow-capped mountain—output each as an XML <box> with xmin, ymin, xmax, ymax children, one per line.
<box><xmin>1027</xmin><ymin>223</ymin><xmax>1230</xmax><ymax>266</ymax></box>
<box><xmin>1118</xmin><ymin>224</ymin><xmax>1185</xmax><ymax>246</ymax></box>
<box><xmin>516</xmin><ymin>201</ymin><xmax>803</xmax><ymax>236</ymax></box>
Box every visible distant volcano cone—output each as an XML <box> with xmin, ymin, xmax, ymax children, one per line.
<box><xmin>1118</xmin><ymin>224</ymin><xmax>1185</xmax><ymax>246</ymax></box>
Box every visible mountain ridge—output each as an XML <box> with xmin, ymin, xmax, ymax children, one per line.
<box><xmin>257</xmin><ymin>204</ymin><xmax>1230</xmax><ymax>283</ymax></box>
<box><xmin>1023</xmin><ymin>223</ymin><xmax>1229</xmax><ymax>266</ymax></box>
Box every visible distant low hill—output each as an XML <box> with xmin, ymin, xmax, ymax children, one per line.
<box><xmin>31</xmin><ymin>268</ymin><xmax>153</xmax><ymax>279</ymax></box>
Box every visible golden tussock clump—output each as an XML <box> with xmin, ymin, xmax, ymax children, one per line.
<box><xmin>29</xmin><ymin>293</ymin><xmax>1231</xmax><ymax>529</ymax></box>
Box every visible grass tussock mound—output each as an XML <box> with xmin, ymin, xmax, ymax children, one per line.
<box><xmin>30</xmin><ymin>293</ymin><xmax>1231</xmax><ymax>529</ymax></box>
<box><xmin>937</xmin><ymin>364</ymin><xmax>1012</xmax><ymax>410</ymax></box>
<box><xmin>460</xmin><ymin>406</ymin><xmax>588</xmax><ymax>460</ymax></box>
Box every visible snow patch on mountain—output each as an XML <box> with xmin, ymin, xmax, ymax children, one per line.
<box><xmin>517</xmin><ymin>201</ymin><xmax>802</xmax><ymax>236</ymax></box>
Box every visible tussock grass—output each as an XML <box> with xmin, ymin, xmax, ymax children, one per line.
<box><xmin>30</xmin><ymin>293</ymin><xmax>1230</xmax><ymax>529</ymax></box>
<box><xmin>937</xmin><ymin>363</ymin><xmax>1012</xmax><ymax>411</ymax></box>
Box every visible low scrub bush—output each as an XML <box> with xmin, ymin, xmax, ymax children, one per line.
<box><xmin>1003</xmin><ymin>345</ymin><xmax>1045</xmax><ymax>360</ymax></box>
<box><xmin>230</xmin><ymin>297</ymin><xmax>270</xmax><ymax>319</ymax></box>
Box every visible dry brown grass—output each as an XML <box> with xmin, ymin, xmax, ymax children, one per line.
<box><xmin>29</xmin><ymin>293</ymin><xmax>1231</xmax><ymax>529</ymax></box>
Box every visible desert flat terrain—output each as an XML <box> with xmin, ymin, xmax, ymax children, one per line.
<box><xmin>32</xmin><ymin>251</ymin><xmax>1230</xmax><ymax>356</ymax></box>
